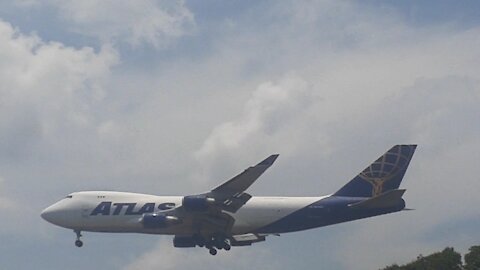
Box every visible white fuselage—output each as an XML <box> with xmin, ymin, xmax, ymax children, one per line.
<box><xmin>41</xmin><ymin>191</ymin><xmax>326</xmax><ymax>235</ymax></box>
<box><xmin>40</xmin><ymin>146</ymin><xmax>415</xmax><ymax>252</ymax></box>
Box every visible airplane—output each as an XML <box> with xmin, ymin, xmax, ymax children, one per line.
<box><xmin>41</xmin><ymin>144</ymin><xmax>417</xmax><ymax>255</ymax></box>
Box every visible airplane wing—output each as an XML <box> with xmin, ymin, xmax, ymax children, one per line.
<box><xmin>150</xmin><ymin>155</ymin><xmax>279</xmax><ymax>235</ymax></box>
<box><xmin>207</xmin><ymin>154</ymin><xmax>279</xmax><ymax>213</ymax></box>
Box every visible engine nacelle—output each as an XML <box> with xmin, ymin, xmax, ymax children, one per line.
<box><xmin>173</xmin><ymin>235</ymin><xmax>197</xmax><ymax>248</ymax></box>
<box><xmin>142</xmin><ymin>213</ymin><xmax>180</xmax><ymax>229</ymax></box>
<box><xmin>182</xmin><ymin>195</ymin><xmax>215</xmax><ymax>212</ymax></box>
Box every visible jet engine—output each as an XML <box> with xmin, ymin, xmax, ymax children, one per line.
<box><xmin>173</xmin><ymin>235</ymin><xmax>197</xmax><ymax>248</ymax></box>
<box><xmin>142</xmin><ymin>213</ymin><xmax>180</xmax><ymax>229</ymax></box>
<box><xmin>182</xmin><ymin>195</ymin><xmax>215</xmax><ymax>212</ymax></box>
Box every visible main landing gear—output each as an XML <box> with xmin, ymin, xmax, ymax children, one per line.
<box><xmin>74</xmin><ymin>230</ymin><xmax>83</xmax><ymax>247</ymax></box>
<box><xmin>203</xmin><ymin>235</ymin><xmax>231</xmax><ymax>256</ymax></box>
<box><xmin>209</xmin><ymin>248</ymin><xmax>217</xmax><ymax>255</ymax></box>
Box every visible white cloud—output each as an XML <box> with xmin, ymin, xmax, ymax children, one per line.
<box><xmin>195</xmin><ymin>74</ymin><xmax>313</xmax><ymax>160</ymax></box>
<box><xmin>186</xmin><ymin>72</ymin><xmax>340</xmax><ymax>196</ymax></box>
<box><xmin>0</xmin><ymin>19</ymin><xmax>119</xmax><ymax>236</ymax></box>
<box><xmin>37</xmin><ymin>0</ymin><xmax>194</xmax><ymax>47</ymax></box>
<box><xmin>0</xmin><ymin>19</ymin><xmax>117</xmax><ymax>160</ymax></box>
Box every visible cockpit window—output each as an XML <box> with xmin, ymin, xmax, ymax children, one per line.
<box><xmin>65</xmin><ymin>195</ymin><xmax>73</xmax><ymax>198</ymax></box>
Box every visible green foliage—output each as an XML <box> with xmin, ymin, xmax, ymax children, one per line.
<box><xmin>381</xmin><ymin>264</ymin><xmax>402</xmax><ymax>270</ymax></box>
<box><xmin>464</xmin><ymin>245</ymin><xmax>480</xmax><ymax>270</ymax></box>
<box><xmin>381</xmin><ymin>247</ymin><xmax>463</xmax><ymax>270</ymax></box>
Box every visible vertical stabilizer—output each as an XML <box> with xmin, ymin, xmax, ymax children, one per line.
<box><xmin>334</xmin><ymin>145</ymin><xmax>417</xmax><ymax>197</ymax></box>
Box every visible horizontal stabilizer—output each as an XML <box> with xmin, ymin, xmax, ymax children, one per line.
<box><xmin>348</xmin><ymin>189</ymin><xmax>406</xmax><ymax>209</ymax></box>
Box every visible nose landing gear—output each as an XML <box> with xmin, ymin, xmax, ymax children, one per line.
<box><xmin>74</xmin><ymin>230</ymin><xmax>83</xmax><ymax>247</ymax></box>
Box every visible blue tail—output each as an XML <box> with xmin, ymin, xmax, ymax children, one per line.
<box><xmin>334</xmin><ymin>145</ymin><xmax>417</xmax><ymax>198</ymax></box>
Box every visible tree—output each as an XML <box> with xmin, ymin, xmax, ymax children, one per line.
<box><xmin>381</xmin><ymin>264</ymin><xmax>402</xmax><ymax>270</ymax></box>
<box><xmin>380</xmin><ymin>247</ymin><xmax>462</xmax><ymax>270</ymax></box>
<box><xmin>464</xmin><ymin>245</ymin><xmax>480</xmax><ymax>270</ymax></box>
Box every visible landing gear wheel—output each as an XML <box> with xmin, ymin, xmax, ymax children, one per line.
<box><xmin>209</xmin><ymin>248</ymin><xmax>217</xmax><ymax>255</ymax></box>
<box><xmin>223</xmin><ymin>244</ymin><xmax>231</xmax><ymax>251</ymax></box>
<box><xmin>74</xmin><ymin>230</ymin><xmax>83</xmax><ymax>247</ymax></box>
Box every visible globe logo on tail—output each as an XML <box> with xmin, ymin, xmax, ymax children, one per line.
<box><xmin>358</xmin><ymin>146</ymin><xmax>412</xmax><ymax>197</ymax></box>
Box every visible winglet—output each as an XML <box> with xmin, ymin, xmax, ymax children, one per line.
<box><xmin>212</xmin><ymin>154</ymin><xmax>280</xmax><ymax>194</ymax></box>
<box><xmin>258</xmin><ymin>154</ymin><xmax>279</xmax><ymax>166</ymax></box>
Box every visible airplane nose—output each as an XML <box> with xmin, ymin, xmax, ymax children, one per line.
<box><xmin>41</xmin><ymin>202</ymin><xmax>68</xmax><ymax>225</ymax></box>
<box><xmin>41</xmin><ymin>205</ymin><xmax>56</xmax><ymax>223</ymax></box>
<box><xmin>41</xmin><ymin>200</ymin><xmax>80</xmax><ymax>228</ymax></box>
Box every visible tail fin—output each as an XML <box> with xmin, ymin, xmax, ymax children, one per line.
<box><xmin>334</xmin><ymin>145</ymin><xmax>417</xmax><ymax>197</ymax></box>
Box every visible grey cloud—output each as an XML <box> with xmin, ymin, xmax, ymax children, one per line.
<box><xmin>0</xmin><ymin>176</ymin><xmax>14</xmax><ymax>210</ymax></box>
<box><xmin>122</xmin><ymin>238</ymin><xmax>281</xmax><ymax>270</ymax></box>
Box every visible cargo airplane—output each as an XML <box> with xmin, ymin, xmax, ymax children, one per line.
<box><xmin>41</xmin><ymin>145</ymin><xmax>417</xmax><ymax>255</ymax></box>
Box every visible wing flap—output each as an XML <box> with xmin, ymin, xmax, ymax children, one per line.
<box><xmin>220</xmin><ymin>192</ymin><xmax>252</xmax><ymax>213</ymax></box>
<box><xmin>230</xmin><ymin>233</ymin><xmax>267</xmax><ymax>246</ymax></box>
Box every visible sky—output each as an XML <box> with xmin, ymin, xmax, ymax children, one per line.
<box><xmin>0</xmin><ymin>0</ymin><xmax>479</xmax><ymax>269</ymax></box>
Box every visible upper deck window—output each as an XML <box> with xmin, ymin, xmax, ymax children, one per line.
<box><xmin>65</xmin><ymin>195</ymin><xmax>73</xmax><ymax>198</ymax></box>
